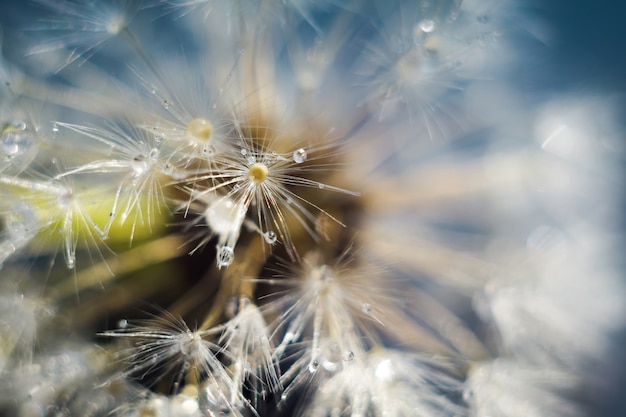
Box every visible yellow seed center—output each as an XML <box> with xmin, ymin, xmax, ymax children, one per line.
<box><xmin>187</xmin><ymin>118</ymin><xmax>213</xmax><ymax>142</ymax></box>
<box><xmin>248</xmin><ymin>162</ymin><xmax>269</xmax><ymax>184</ymax></box>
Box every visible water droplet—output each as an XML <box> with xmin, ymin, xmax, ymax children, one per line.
<box><xmin>163</xmin><ymin>100</ymin><xmax>170</xmax><ymax>109</ymax></box>
<box><xmin>216</xmin><ymin>245</ymin><xmax>234</xmax><ymax>268</ymax></box>
<box><xmin>463</xmin><ymin>388</ymin><xmax>475</xmax><ymax>402</ymax></box>
<box><xmin>321</xmin><ymin>344</ymin><xmax>342</xmax><ymax>372</ymax></box>
<box><xmin>162</xmin><ymin>162</ymin><xmax>174</xmax><ymax>175</ymax></box>
<box><xmin>1</xmin><ymin>126</ymin><xmax>34</xmax><ymax>159</ymax></box>
<box><xmin>362</xmin><ymin>303</ymin><xmax>372</xmax><ymax>315</ymax></box>
<box><xmin>292</xmin><ymin>148</ymin><xmax>307</xmax><ymax>163</ymax></box>
<box><xmin>264</xmin><ymin>230</ymin><xmax>277</xmax><ymax>244</ymax></box>
<box><xmin>281</xmin><ymin>393</ymin><xmax>288</xmax><ymax>401</ymax></box>
<box><xmin>343</xmin><ymin>351</ymin><xmax>354</xmax><ymax>361</ymax></box>
<box><xmin>149</xmin><ymin>148</ymin><xmax>160</xmax><ymax>159</ymax></box>
<box><xmin>419</xmin><ymin>19</ymin><xmax>436</xmax><ymax>33</ymax></box>
<box><xmin>66</xmin><ymin>255</ymin><xmax>75</xmax><ymax>269</ymax></box>
<box><xmin>318</xmin><ymin>184</ymin><xmax>325</xmax><ymax>189</ymax></box>
<box><xmin>240</xmin><ymin>148</ymin><xmax>247</xmax><ymax>156</ymax></box>
<box><xmin>201</xmin><ymin>143</ymin><xmax>214</xmax><ymax>156</ymax></box>
<box><xmin>118</xmin><ymin>319</ymin><xmax>128</xmax><ymax>329</ymax></box>
<box><xmin>51</xmin><ymin>123</ymin><xmax>60</xmax><ymax>138</ymax></box>
<box><xmin>155</xmin><ymin>135</ymin><xmax>164</xmax><ymax>143</ymax></box>
<box><xmin>131</xmin><ymin>154</ymin><xmax>149</xmax><ymax>175</ymax></box>
<box><xmin>308</xmin><ymin>360</ymin><xmax>319</xmax><ymax>373</ymax></box>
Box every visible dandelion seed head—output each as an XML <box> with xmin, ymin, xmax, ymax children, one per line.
<box><xmin>0</xmin><ymin>1</ymin><xmax>620</xmax><ymax>416</ymax></box>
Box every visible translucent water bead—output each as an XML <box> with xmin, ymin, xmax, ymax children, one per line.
<box><xmin>204</xmin><ymin>197</ymin><xmax>244</xmax><ymax>238</ymax></box>
<box><xmin>264</xmin><ymin>230</ymin><xmax>277</xmax><ymax>244</ymax></box>
<box><xmin>0</xmin><ymin>122</ymin><xmax>36</xmax><ymax>170</ymax></box>
<box><xmin>292</xmin><ymin>148</ymin><xmax>307</xmax><ymax>163</ymax></box>
<box><xmin>216</xmin><ymin>245</ymin><xmax>234</xmax><ymax>269</ymax></box>
<box><xmin>131</xmin><ymin>148</ymin><xmax>159</xmax><ymax>176</ymax></box>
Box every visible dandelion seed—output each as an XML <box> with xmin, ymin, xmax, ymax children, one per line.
<box><xmin>185</xmin><ymin>124</ymin><xmax>358</xmax><ymax>265</ymax></box>
<box><xmin>305</xmin><ymin>349</ymin><xmax>466</xmax><ymax>417</ymax></box>
<box><xmin>0</xmin><ymin>171</ymin><xmax>107</xmax><ymax>269</ymax></box>
<box><xmin>26</xmin><ymin>0</ymin><xmax>143</xmax><ymax>72</ymax></box>
<box><xmin>466</xmin><ymin>360</ymin><xmax>582</xmax><ymax>417</ymax></box>
<box><xmin>101</xmin><ymin>311</ymin><xmax>244</xmax><ymax>414</ymax></box>
<box><xmin>252</xmin><ymin>249</ymin><xmax>391</xmax><ymax>401</ymax></box>
<box><xmin>55</xmin><ymin>121</ymin><xmax>172</xmax><ymax>243</ymax></box>
<box><xmin>357</xmin><ymin>0</ymin><xmax>501</xmax><ymax>134</ymax></box>
<box><xmin>218</xmin><ymin>298</ymin><xmax>281</xmax><ymax>407</ymax></box>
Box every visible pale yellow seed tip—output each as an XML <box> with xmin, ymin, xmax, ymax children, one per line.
<box><xmin>248</xmin><ymin>162</ymin><xmax>269</xmax><ymax>184</ymax></box>
<box><xmin>187</xmin><ymin>118</ymin><xmax>213</xmax><ymax>141</ymax></box>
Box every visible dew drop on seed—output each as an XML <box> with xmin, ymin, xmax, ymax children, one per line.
<box><xmin>362</xmin><ymin>303</ymin><xmax>372</xmax><ymax>315</ymax></box>
<box><xmin>216</xmin><ymin>245</ymin><xmax>234</xmax><ymax>268</ymax></box>
<box><xmin>131</xmin><ymin>154</ymin><xmax>149</xmax><ymax>175</ymax></box>
<box><xmin>150</xmin><ymin>148</ymin><xmax>160</xmax><ymax>159</ymax></box>
<box><xmin>201</xmin><ymin>143</ymin><xmax>214</xmax><ymax>156</ymax></box>
<box><xmin>240</xmin><ymin>148</ymin><xmax>247</xmax><ymax>156</ymax></box>
<box><xmin>318</xmin><ymin>183</ymin><xmax>325</xmax><ymax>189</ymax></box>
<box><xmin>163</xmin><ymin>100</ymin><xmax>169</xmax><ymax>109</ymax></box>
<box><xmin>281</xmin><ymin>393</ymin><xmax>288</xmax><ymax>401</ymax></box>
<box><xmin>1</xmin><ymin>128</ymin><xmax>34</xmax><ymax>159</ymax></box>
<box><xmin>308</xmin><ymin>360</ymin><xmax>319</xmax><ymax>373</ymax></box>
<box><xmin>343</xmin><ymin>351</ymin><xmax>354</xmax><ymax>361</ymax></box>
<box><xmin>51</xmin><ymin>123</ymin><xmax>60</xmax><ymax>138</ymax></box>
<box><xmin>419</xmin><ymin>19</ymin><xmax>436</xmax><ymax>33</ymax></box>
<box><xmin>463</xmin><ymin>388</ymin><xmax>475</xmax><ymax>402</ymax></box>
<box><xmin>66</xmin><ymin>255</ymin><xmax>75</xmax><ymax>269</ymax></box>
<box><xmin>118</xmin><ymin>319</ymin><xmax>128</xmax><ymax>329</ymax></box>
<box><xmin>264</xmin><ymin>230</ymin><xmax>277</xmax><ymax>244</ymax></box>
<box><xmin>292</xmin><ymin>148</ymin><xmax>307</xmax><ymax>163</ymax></box>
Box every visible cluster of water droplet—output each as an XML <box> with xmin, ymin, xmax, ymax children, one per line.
<box><xmin>0</xmin><ymin>121</ymin><xmax>37</xmax><ymax>172</ymax></box>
